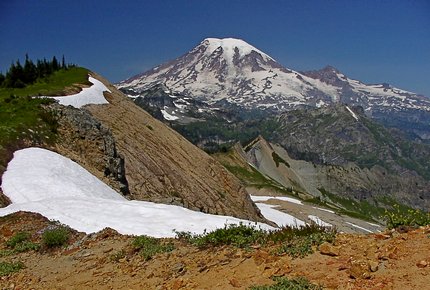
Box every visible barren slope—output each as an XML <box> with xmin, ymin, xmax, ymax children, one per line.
<box><xmin>86</xmin><ymin>73</ymin><xmax>264</xmax><ymax>222</ymax></box>
<box><xmin>2</xmin><ymin>212</ymin><xmax>430</xmax><ymax>289</ymax></box>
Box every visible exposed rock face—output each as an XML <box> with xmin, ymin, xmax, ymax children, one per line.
<box><xmin>241</xmin><ymin>106</ymin><xmax>430</xmax><ymax>210</ymax></box>
<box><xmin>86</xmin><ymin>74</ymin><xmax>265</xmax><ymax>222</ymax></box>
<box><xmin>49</xmin><ymin>104</ymin><xmax>129</xmax><ymax>195</ymax></box>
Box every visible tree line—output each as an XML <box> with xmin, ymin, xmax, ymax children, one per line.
<box><xmin>0</xmin><ymin>55</ymin><xmax>75</xmax><ymax>88</ymax></box>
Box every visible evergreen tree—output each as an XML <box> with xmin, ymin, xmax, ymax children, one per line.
<box><xmin>61</xmin><ymin>55</ymin><xmax>66</xmax><ymax>69</ymax></box>
<box><xmin>52</xmin><ymin>56</ymin><xmax>59</xmax><ymax>71</ymax></box>
<box><xmin>23</xmin><ymin>54</ymin><xmax>37</xmax><ymax>84</ymax></box>
<box><xmin>0</xmin><ymin>72</ymin><xmax>4</xmax><ymax>87</ymax></box>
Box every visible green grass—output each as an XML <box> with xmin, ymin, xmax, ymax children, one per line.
<box><xmin>6</xmin><ymin>232</ymin><xmax>31</xmax><ymax>248</ymax></box>
<box><xmin>250</xmin><ymin>276</ymin><xmax>323</xmax><ymax>290</ymax></box>
<box><xmin>0</xmin><ymin>67</ymin><xmax>90</xmax><ymax>98</ymax></box>
<box><xmin>176</xmin><ymin>223</ymin><xmax>336</xmax><ymax>258</ymax></box>
<box><xmin>0</xmin><ymin>261</ymin><xmax>24</xmax><ymax>276</ymax></box>
<box><xmin>176</xmin><ymin>223</ymin><xmax>267</xmax><ymax>248</ymax></box>
<box><xmin>110</xmin><ymin>250</ymin><xmax>126</xmax><ymax>262</ymax></box>
<box><xmin>0</xmin><ymin>67</ymin><xmax>90</xmax><ymax>188</ymax></box>
<box><xmin>383</xmin><ymin>204</ymin><xmax>430</xmax><ymax>229</ymax></box>
<box><xmin>270</xmin><ymin>224</ymin><xmax>336</xmax><ymax>259</ymax></box>
<box><xmin>317</xmin><ymin>187</ymin><xmax>384</xmax><ymax>222</ymax></box>
<box><xmin>132</xmin><ymin>235</ymin><xmax>174</xmax><ymax>260</ymax></box>
<box><xmin>42</xmin><ymin>227</ymin><xmax>70</xmax><ymax>248</ymax></box>
<box><xmin>5</xmin><ymin>232</ymin><xmax>40</xmax><ymax>253</ymax></box>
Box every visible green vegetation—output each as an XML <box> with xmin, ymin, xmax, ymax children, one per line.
<box><xmin>6</xmin><ymin>232</ymin><xmax>31</xmax><ymax>248</ymax></box>
<box><xmin>0</xmin><ymin>59</ymin><xmax>89</xmax><ymax>184</ymax></box>
<box><xmin>5</xmin><ymin>232</ymin><xmax>40</xmax><ymax>253</ymax></box>
<box><xmin>271</xmin><ymin>224</ymin><xmax>336</xmax><ymax>258</ymax></box>
<box><xmin>272</xmin><ymin>151</ymin><xmax>290</xmax><ymax>168</ymax></box>
<box><xmin>250</xmin><ymin>276</ymin><xmax>323</xmax><ymax>290</ymax></box>
<box><xmin>317</xmin><ymin>187</ymin><xmax>384</xmax><ymax>222</ymax></box>
<box><xmin>172</xmin><ymin>117</ymin><xmax>280</xmax><ymax>154</ymax></box>
<box><xmin>42</xmin><ymin>227</ymin><xmax>70</xmax><ymax>248</ymax></box>
<box><xmin>110</xmin><ymin>250</ymin><xmax>126</xmax><ymax>262</ymax></box>
<box><xmin>176</xmin><ymin>223</ymin><xmax>267</xmax><ymax>248</ymax></box>
<box><xmin>0</xmin><ymin>261</ymin><xmax>24</xmax><ymax>277</ymax></box>
<box><xmin>176</xmin><ymin>223</ymin><xmax>335</xmax><ymax>259</ymax></box>
<box><xmin>0</xmin><ymin>66</ymin><xmax>90</xmax><ymax>98</ymax></box>
<box><xmin>383</xmin><ymin>204</ymin><xmax>430</xmax><ymax>229</ymax></box>
<box><xmin>132</xmin><ymin>235</ymin><xmax>174</xmax><ymax>260</ymax></box>
<box><xmin>0</xmin><ymin>54</ymin><xmax>73</xmax><ymax>88</ymax></box>
<box><xmin>222</xmin><ymin>162</ymin><xmax>295</xmax><ymax>196</ymax></box>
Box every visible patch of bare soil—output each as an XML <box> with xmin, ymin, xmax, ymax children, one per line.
<box><xmin>1</xmin><ymin>212</ymin><xmax>430</xmax><ymax>289</ymax></box>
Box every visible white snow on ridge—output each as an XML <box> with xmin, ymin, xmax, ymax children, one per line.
<box><xmin>346</xmin><ymin>106</ymin><xmax>359</xmax><ymax>121</ymax></box>
<box><xmin>254</xmin><ymin>203</ymin><xmax>305</xmax><ymax>227</ymax></box>
<box><xmin>308</xmin><ymin>215</ymin><xmax>332</xmax><ymax>227</ymax></box>
<box><xmin>161</xmin><ymin>109</ymin><xmax>179</xmax><ymax>120</ymax></box>
<box><xmin>0</xmin><ymin>148</ymin><xmax>273</xmax><ymax>237</ymax></box>
<box><xmin>251</xmin><ymin>195</ymin><xmax>303</xmax><ymax>205</ymax></box>
<box><xmin>204</xmin><ymin>38</ymin><xmax>275</xmax><ymax>62</ymax></box>
<box><xmin>312</xmin><ymin>206</ymin><xmax>335</xmax><ymax>214</ymax></box>
<box><xmin>50</xmin><ymin>76</ymin><xmax>110</xmax><ymax>108</ymax></box>
<box><xmin>346</xmin><ymin>222</ymin><xmax>373</xmax><ymax>233</ymax></box>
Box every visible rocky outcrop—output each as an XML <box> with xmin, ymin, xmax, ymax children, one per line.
<box><xmin>86</xmin><ymin>74</ymin><xmax>265</xmax><ymax>222</ymax></box>
<box><xmin>49</xmin><ymin>103</ymin><xmax>129</xmax><ymax>195</ymax></box>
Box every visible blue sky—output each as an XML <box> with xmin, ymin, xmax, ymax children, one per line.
<box><xmin>1</xmin><ymin>0</ymin><xmax>429</xmax><ymax>95</ymax></box>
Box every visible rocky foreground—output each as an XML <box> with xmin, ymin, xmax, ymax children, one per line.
<box><xmin>1</xmin><ymin>212</ymin><xmax>430</xmax><ymax>290</ymax></box>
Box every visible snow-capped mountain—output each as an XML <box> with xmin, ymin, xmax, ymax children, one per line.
<box><xmin>118</xmin><ymin>37</ymin><xmax>429</xmax><ymax>111</ymax></box>
<box><xmin>118</xmin><ymin>37</ymin><xmax>430</xmax><ymax>139</ymax></box>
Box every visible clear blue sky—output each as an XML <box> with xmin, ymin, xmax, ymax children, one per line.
<box><xmin>1</xmin><ymin>0</ymin><xmax>429</xmax><ymax>95</ymax></box>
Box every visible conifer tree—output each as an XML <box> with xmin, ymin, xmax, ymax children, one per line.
<box><xmin>0</xmin><ymin>72</ymin><xmax>4</xmax><ymax>87</ymax></box>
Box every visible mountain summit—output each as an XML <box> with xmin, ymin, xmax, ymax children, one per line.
<box><xmin>118</xmin><ymin>38</ymin><xmax>430</xmax><ymax>139</ymax></box>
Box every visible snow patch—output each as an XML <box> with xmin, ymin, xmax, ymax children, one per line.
<box><xmin>161</xmin><ymin>109</ymin><xmax>179</xmax><ymax>121</ymax></box>
<box><xmin>204</xmin><ymin>37</ymin><xmax>275</xmax><ymax>62</ymax></box>
<box><xmin>312</xmin><ymin>207</ymin><xmax>335</xmax><ymax>214</ymax></box>
<box><xmin>254</xmin><ymin>203</ymin><xmax>305</xmax><ymax>227</ymax></box>
<box><xmin>308</xmin><ymin>215</ymin><xmax>332</xmax><ymax>227</ymax></box>
<box><xmin>0</xmin><ymin>148</ymin><xmax>274</xmax><ymax>237</ymax></box>
<box><xmin>50</xmin><ymin>76</ymin><xmax>110</xmax><ymax>108</ymax></box>
<box><xmin>345</xmin><ymin>222</ymin><xmax>373</xmax><ymax>233</ymax></box>
<box><xmin>346</xmin><ymin>106</ymin><xmax>359</xmax><ymax>121</ymax></box>
<box><xmin>251</xmin><ymin>195</ymin><xmax>303</xmax><ymax>205</ymax></box>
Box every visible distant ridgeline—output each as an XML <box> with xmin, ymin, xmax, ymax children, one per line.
<box><xmin>0</xmin><ymin>55</ymin><xmax>75</xmax><ymax>89</ymax></box>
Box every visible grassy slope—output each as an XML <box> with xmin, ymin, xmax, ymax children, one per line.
<box><xmin>0</xmin><ymin>67</ymin><xmax>89</xmax><ymax>194</ymax></box>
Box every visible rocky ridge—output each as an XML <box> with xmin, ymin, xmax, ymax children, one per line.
<box><xmin>48</xmin><ymin>103</ymin><xmax>129</xmax><ymax>195</ymax></box>
<box><xmin>85</xmin><ymin>73</ymin><xmax>265</xmax><ymax>222</ymax></box>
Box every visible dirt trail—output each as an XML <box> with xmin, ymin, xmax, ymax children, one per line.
<box><xmin>1</xmin><ymin>212</ymin><xmax>430</xmax><ymax>289</ymax></box>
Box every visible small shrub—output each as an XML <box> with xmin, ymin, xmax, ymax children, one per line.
<box><xmin>383</xmin><ymin>204</ymin><xmax>430</xmax><ymax>229</ymax></box>
<box><xmin>250</xmin><ymin>276</ymin><xmax>323</xmax><ymax>290</ymax></box>
<box><xmin>0</xmin><ymin>249</ymin><xmax>15</xmax><ymax>257</ymax></box>
<box><xmin>269</xmin><ymin>224</ymin><xmax>336</xmax><ymax>258</ymax></box>
<box><xmin>176</xmin><ymin>223</ymin><xmax>267</xmax><ymax>248</ymax></box>
<box><xmin>132</xmin><ymin>235</ymin><xmax>174</xmax><ymax>260</ymax></box>
<box><xmin>13</xmin><ymin>241</ymin><xmax>40</xmax><ymax>253</ymax></box>
<box><xmin>0</xmin><ymin>261</ymin><xmax>24</xmax><ymax>276</ymax></box>
<box><xmin>5</xmin><ymin>232</ymin><xmax>40</xmax><ymax>253</ymax></box>
<box><xmin>110</xmin><ymin>250</ymin><xmax>125</xmax><ymax>262</ymax></box>
<box><xmin>6</xmin><ymin>232</ymin><xmax>31</xmax><ymax>248</ymax></box>
<box><xmin>42</xmin><ymin>227</ymin><xmax>70</xmax><ymax>248</ymax></box>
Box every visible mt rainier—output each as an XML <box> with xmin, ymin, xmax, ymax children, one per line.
<box><xmin>118</xmin><ymin>37</ymin><xmax>430</xmax><ymax>139</ymax></box>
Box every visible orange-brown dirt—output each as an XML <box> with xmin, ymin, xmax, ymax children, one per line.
<box><xmin>1</xmin><ymin>212</ymin><xmax>430</xmax><ymax>289</ymax></box>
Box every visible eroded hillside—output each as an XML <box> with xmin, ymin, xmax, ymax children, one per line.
<box><xmin>85</xmin><ymin>73</ymin><xmax>264</xmax><ymax>222</ymax></box>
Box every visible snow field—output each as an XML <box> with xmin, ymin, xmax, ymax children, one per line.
<box><xmin>50</xmin><ymin>76</ymin><xmax>110</xmax><ymax>108</ymax></box>
<box><xmin>0</xmin><ymin>148</ymin><xmax>280</xmax><ymax>237</ymax></box>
